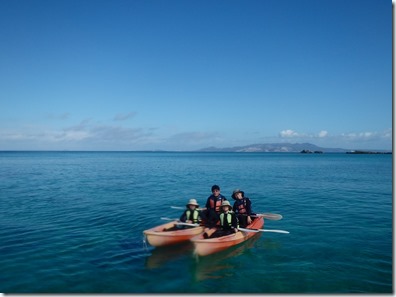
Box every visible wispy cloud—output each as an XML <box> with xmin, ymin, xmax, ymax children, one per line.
<box><xmin>0</xmin><ymin>123</ymin><xmax>391</xmax><ymax>151</ymax></box>
<box><xmin>46</xmin><ymin>112</ymin><xmax>71</xmax><ymax>120</ymax></box>
<box><xmin>113</xmin><ymin>112</ymin><xmax>137</xmax><ymax>121</ymax></box>
<box><xmin>340</xmin><ymin>129</ymin><xmax>392</xmax><ymax>142</ymax></box>
<box><xmin>159</xmin><ymin>131</ymin><xmax>223</xmax><ymax>150</ymax></box>
<box><xmin>55</xmin><ymin>120</ymin><xmax>151</xmax><ymax>144</ymax></box>
<box><xmin>167</xmin><ymin>131</ymin><xmax>221</xmax><ymax>143</ymax></box>
<box><xmin>279</xmin><ymin>129</ymin><xmax>328</xmax><ymax>138</ymax></box>
<box><xmin>0</xmin><ymin>118</ymin><xmax>154</xmax><ymax>150</ymax></box>
<box><xmin>279</xmin><ymin>128</ymin><xmax>391</xmax><ymax>141</ymax></box>
<box><xmin>277</xmin><ymin>128</ymin><xmax>392</xmax><ymax>150</ymax></box>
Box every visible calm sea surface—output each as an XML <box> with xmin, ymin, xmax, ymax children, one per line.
<box><xmin>0</xmin><ymin>151</ymin><xmax>392</xmax><ymax>293</ymax></box>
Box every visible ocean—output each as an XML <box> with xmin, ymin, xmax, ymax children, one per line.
<box><xmin>0</xmin><ymin>151</ymin><xmax>392</xmax><ymax>293</ymax></box>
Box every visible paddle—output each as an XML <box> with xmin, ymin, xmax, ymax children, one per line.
<box><xmin>170</xmin><ymin>206</ymin><xmax>283</xmax><ymax>220</ymax></box>
<box><xmin>162</xmin><ymin>218</ymin><xmax>289</xmax><ymax>233</ymax></box>
<box><xmin>175</xmin><ymin>222</ymin><xmax>200</xmax><ymax>227</ymax></box>
<box><xmin>250</xmin><ymin>213</ymin><xmax>283</xmax><ymax>221</ymax></box>
<box><xmin>171</xmin><ymin>224</ymin><xmax>289</xmax><ymax>233</ymax></box>
<box><xmin>161</xmin><ymin>217</ymin><xmax>178</xmax><ymax>221</ymax></box>
<box><xmin>238</xmin><ymin>227</ymin><xmax>289</xmax><ymax>234</ymax></box>
<box><xmin>170</xmin><ymin>206</ymin><xmax>207</xmax><ymax>211</ymax></box>
<box><xmin>160</xmin><ymin>218</ymin><xmax>201</xmax><ymax>227</ymax></box>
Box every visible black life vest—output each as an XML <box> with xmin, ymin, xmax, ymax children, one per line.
<box><xmin>235</xmin><ymin>198</ymin><xmax>248</xmax><ymax>214</ymax></box>
<box><xmin>219</xmin><ymin>211</ymin><xmax>238</xmax><ymax>229</ymax></box>
<box><xmin>186</xmin><ymin>209</ymin><xmax>199</xmax><ymax>223</ymax></box>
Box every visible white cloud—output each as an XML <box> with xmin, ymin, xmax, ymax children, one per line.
<box><xmin>279</xmin><ymin>129</ymin><xmax>299</xmax><ymax>138</ymax></box>
<box><xmin>318</xmin><ymin>130</ymin><xmax>328</xmax><ymax>138</ymax></box>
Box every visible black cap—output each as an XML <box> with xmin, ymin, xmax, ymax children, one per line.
<box><xmin>211</xmin><ymin>184</ymin><xmax>220</xmax><ymax>191</ymax></box>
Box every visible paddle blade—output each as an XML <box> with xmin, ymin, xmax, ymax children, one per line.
<box><xmin>161</xmin><ymin>217</ymin><xmax>177</xmax><ymax>221</ymax></box>
<box><xmin>239</xmin><ymin>227</ymin><xmax>289</xmax><ymax>234</ymax></box>
<box><xmin>257</xmin><ymin>213</ymin><xmax>283</xmax><ymax>220</ymax></box>
<box><xmin>261</xmin><ymin>229</ymin><xmax>289</xmax><ymax>234</ymax></box>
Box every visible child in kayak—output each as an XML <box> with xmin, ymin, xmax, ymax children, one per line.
<box><xmin>203</xmin><ymin>200</ymin><xmax>238</xmax><ymax>238</ymax></box>
<box><xmin>180</xmin><ymin>198</ymin><xmax>202</xmax><ymax>224</ymax></box>
<box><xmin>163</xmin><ymin>198</ymin><xmax>202</xmax><ymax>231</ymax></box>
<box><xmin>231</xmin><ymin>188</ymin><xmax>255</xmax><ymax>228</ymax></box>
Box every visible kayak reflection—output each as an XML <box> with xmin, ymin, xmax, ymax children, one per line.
<box><xmin>192</xmin><ymin>234</ymin><xmax>261</xmax><ymax>281</ymax></box>
<box><xmin>145</xmin><ymin>242</ymin><xmax>194</xmax><ymax>269</ymax></box>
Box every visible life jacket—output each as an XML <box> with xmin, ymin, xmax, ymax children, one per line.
<box><xmin>219</xmin><ymin>212</ymin><xmax>238</xmax><ymax>229</ymax></box>
<box><xmin>185</xmin><ymin>209</ymin><xmax>199</xmax><ymax>223</ymax></box>
<box><xmin>209</xmin><ymin>195</ymin><xmax>225</xmax><ymax>212</ymax></box>
<box><xmin>220</xmin><ymin>212</ymin><xmax>232</xmax><ymax>227</ymax></box>
<box><xmin>235</xmin><ymin>198</ymin><xmax>247</xmax><ymax>214</ymax></box>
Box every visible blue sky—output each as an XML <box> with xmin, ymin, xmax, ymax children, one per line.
<box><xmin>0</xmin><ymin>0</ymin><xmax>392</xmax><ymax>151</ymax></box>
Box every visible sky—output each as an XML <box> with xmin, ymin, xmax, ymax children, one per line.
<box><xmin>0</xmin><ymin>0</ymin><xmax>392</xmax><ymax>151</ymax></box>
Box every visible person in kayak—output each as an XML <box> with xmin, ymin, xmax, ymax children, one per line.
<box><xmin>203</xmin><ymin>200</ymin><xmax>238</xmax><ymax>238</ymax></box>
<box><xmin>231</xmin><ymin>188</ymin><xmax>255</xmax><ymax>228</ymax></box>
<box><xmin>203</xmin><ymin>184</ymin><xmax>227</xmax><ymax>227</ymax></box>
<box><xmin>163</xmin><ymin>198</ymin><xmax>202</xmax><ymax>231</ymax></box>
<box><xmin>180</xmin><ymin>198</ymin><xmax>202</xmax><ymax>224</ymax></box>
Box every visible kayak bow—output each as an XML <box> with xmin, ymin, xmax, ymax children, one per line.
<box><xmin>143</xmin><ymin>220</ymin><xmax>205</xmax><ymax>247</ymax></box>
<box><xmin>190</xmin><ymin>217</ymin><xmax>264</xmax><ymax>256</ymax></box>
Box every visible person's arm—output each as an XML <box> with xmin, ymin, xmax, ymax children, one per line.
<box><xmin>179</xmin><ymin>210</ymin><xmax>187</xmax><ymax>222</ymax></box>
<box><xmin>205</xmin><ymin>197</ymin><xmax>211</xmax><ymax>209</ymax></box>
<box><xmin>232</xmin><ymin>213</ymin><xmax>239</xmax><ymax>229</ymax></box>
<box><xmin>245</xmin><ymin>198</ymin><xmax>253</xmax><ymax>224</ymax></box>
<box><xmin>232</xmin><ymin>201</ymin><xmax>237</xmax><ymax>213</ymax></box>
<box><xmin>199</xmin><ymin>209</ymin><xmax>205</xmax><ymax>220</ymax></box>
<box><xmin>245</xmin><ymin>198</ymin><xmax>252</xmax><ymax>215</ymax></box>
<box><xmin>214</xmin><ymin>211</ymin><xmax>220</xmax><ymax>222</ymax></box>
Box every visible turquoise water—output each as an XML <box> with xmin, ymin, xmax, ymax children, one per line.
<box><xmin>0</xmin><ymin>151</ymin><xmax>392</xmax><ymax>293</ymax></box>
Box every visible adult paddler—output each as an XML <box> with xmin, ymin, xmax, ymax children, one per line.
<box><xmin>203</xmin><ymin>184</ymin><xmax>227</xmax><ymax>227</ymax></box>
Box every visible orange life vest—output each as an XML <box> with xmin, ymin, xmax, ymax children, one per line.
<box><xmin>209</xmin><ymin>196</ymin><xmax>225</xmax><ymax>212</ymax></box>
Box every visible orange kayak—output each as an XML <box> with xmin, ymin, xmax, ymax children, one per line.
<box><xmin>190</xmin><ymin>217</ymin><xmax>264</xmax><ymax>256</ymax></box>
<box><xmin>143</xmin><ymin>221</ymin><xmax>205</xmax><ymax>247</ymax></box>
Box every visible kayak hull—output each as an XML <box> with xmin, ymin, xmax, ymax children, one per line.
<box><xmin>143</xmin><ymin>221</ymin><xmax>205</xmax><ymax>247</ymax></box>
<box><xmin>190</xmin><ymin>217</ymin><xmax>264</xmax><ymax>256</ymax></box>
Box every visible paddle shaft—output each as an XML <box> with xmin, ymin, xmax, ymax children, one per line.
<box><xmin>170</xmin><ymin>206</ymin><xmax>207</xmax><ymax>211</ymax></box>
<box><xmin>160</xmin><ymin>218</ymin><xmax>201</xmax><ymax>227</ymax></box>
<box><xmin>170</xmin><ymin>206</ymin><xmax>282</xmax><ymax>220</ymax></box>
<box><xmin>176</xmin><ymin>222</ymin><xmax>200</xmax><ymax>227</ymax></box>
<box><xmin>238</xmin><ymin>227</ymin><xmax>289</xmax><ymax>234</ymax></box>
<box><xmin>164</xmin><ymin>219</ymin><xmax>289</xmax><ymax>234</ymax></box>
<box><xmin>162</xmin><ymin>217</ymin><xmax>288</xmax><ymax>233</ymax></box>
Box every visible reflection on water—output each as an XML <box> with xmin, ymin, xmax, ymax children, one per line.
<box><xmin>145</xmin><ymin>242</ymin><xmax>194</xmax><ymax>269</ymax></box>
<box><xmin>255</xmin><ymin>237</ymin><xmax>282</xmax><ymax>250</ymax></box>
<box><xmin>192</xmin><ymin>234</ymin><xmax>262</xmax><ymax>282</ymax></box>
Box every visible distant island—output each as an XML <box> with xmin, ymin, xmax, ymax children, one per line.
<box><xmin>197</xmin><ymin>142</ymin><xmax>392</xmax><ymax>154</ymax></box>
<box><xmin>346</xmin><ymin>150</ymin><xmax>392</xmax><ymax>154</ymax></box>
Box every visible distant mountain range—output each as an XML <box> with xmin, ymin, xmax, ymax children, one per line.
<box><xmin>197</xmin><ymin>142</ymin><xmax>350</xmax><ymax>153</ymax></box>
